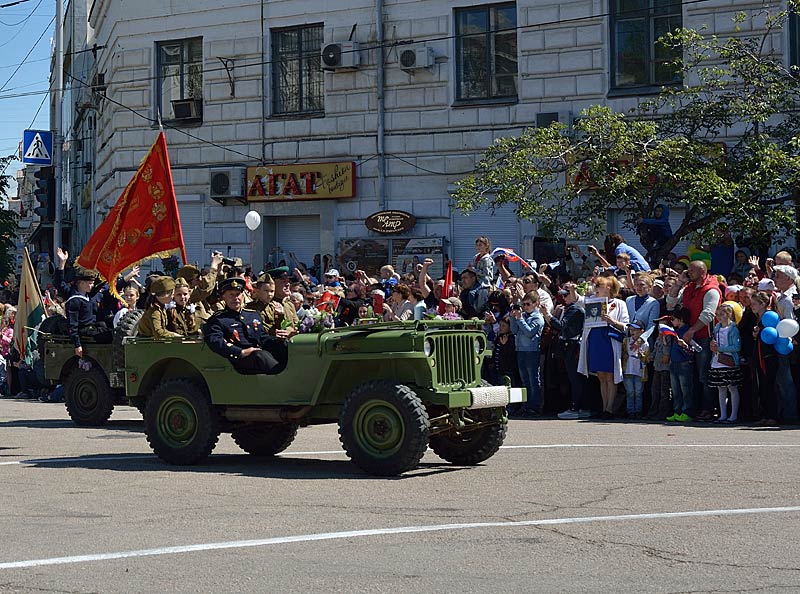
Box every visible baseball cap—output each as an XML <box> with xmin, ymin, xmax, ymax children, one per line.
<box><xmin>325</xmin><ymin>269</ymin><xmax>340</xmax><ymax>277</ymax></box>
<box><xmin>757</xmin><ymin>278</ymin><xmax>776</xmax><ymax>291</ymax></box>
<box><xmin>443</xmin><ymin>296</ymin><xmax>462</xmax><ymax>309</ymax></box>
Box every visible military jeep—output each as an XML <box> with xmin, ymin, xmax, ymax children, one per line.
<box><xmin>41</xmin><ymin>311</ymin><xmax>144</xmax><ymax>426</ymax></box>
<box><xmin>122</xmin><ymin>319</ymin><xmax>525</xmax><ymax>476</ymax></box>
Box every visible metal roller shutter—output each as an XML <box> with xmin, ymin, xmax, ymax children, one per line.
<box><xmin>274</xmin><ymin>215</ymin><xmax>321</xmax><ymax>269</ymax></box>
<box><xmin>178</xmin><ymin>201</ymin><xmax>205</xmax><ymax>268</ymax></box>
<box><xmin>452</xmin><ymin>204</ymin><xmax>522</xmax><ymax>275</ymax></box>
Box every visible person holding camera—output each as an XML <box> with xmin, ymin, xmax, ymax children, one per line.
<box><xmin>510</xmin><ymin>291</ymin><xmax>544</xmax><ymax>416</ymax></box>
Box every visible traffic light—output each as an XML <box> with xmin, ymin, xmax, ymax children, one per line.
<box><xmin>33</xmin><ymin>166</ymin><xmax>55</xmax><ymax>221</ymax></box>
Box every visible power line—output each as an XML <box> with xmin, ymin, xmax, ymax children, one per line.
<box><xmin>0</xmin><ymin>13</ymin><xmax>53</xmax><ymax>91</ymax></box>
<box><xmin>0</xmin><ymin>0</ymin><xmax>34</xmax><ymax>8</ymax></box>
<box><xmin>0</xmin><ymin>0</ymin><xmax>738</xmax><ymax>101</ymax></box>
<box><xmin>0</xmin><ymin>0</ymin><xmax>42</xmax><ymax>48</ymax></box>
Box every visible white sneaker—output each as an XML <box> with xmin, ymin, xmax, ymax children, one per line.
<box><xmin>558</xmin><ymin>410</ymin><xmax>581</xmax><ymax>420</ymax></box>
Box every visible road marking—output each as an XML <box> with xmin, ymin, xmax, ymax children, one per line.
<box><xmin>1</xmin><ymin>505</ymin><xmax>799</xmax><ymax>570</ymax></box>
<box><xmin>2</xmin><ymin>444</ymin><xmax>798</xmax><ymax>467</ymax></box>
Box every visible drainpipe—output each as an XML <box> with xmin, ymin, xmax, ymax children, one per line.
<box><xmin>376</xmin><ymin>0</ymin><xmax>386</xmax><ymax>210</ymax></box>
<box><xmin>260</xmin><ymin>0</ymin><xmax>267</xmax><ymax>164</ymax></box>
<box><xmin>53</xmin><ymin>0</ymin><xmax>64</xmax><ymax>252</ymax></box>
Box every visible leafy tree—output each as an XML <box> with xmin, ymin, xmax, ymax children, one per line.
<box><xmin>0</xmin><ymin>155</ymin><xmax>18</xmax><ymax>281</ymax></box>
<box><xmin>452</xmin><ymin>2</ymin><xmax>800</xmax><ymax>264</ymax></box>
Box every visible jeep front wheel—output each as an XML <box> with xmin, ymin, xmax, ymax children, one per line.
<box><xmin>232</xmin><ymin>423</ymin><xmax>298</xmax><ymax>456</ymax></box>
<box><xmin>429</xmin><ymin>408</ymin><xmax>507</xmax><ymax>465</ymax></box>
<box><xmin>338</xmin><ymin>381</ymin><xmax>429</xmax><ymax>476</ymax></box>
<box><xmin>145</xmin><ymin>379</ymin><xmax>219</xmax><ymax>465</ymax></box>
<box><xmin>64</xmin><ymin>365</ymin><xmax>115</xmax><ymax>427</ymax></box>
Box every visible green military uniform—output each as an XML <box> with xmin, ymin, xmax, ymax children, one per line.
<box><xmin>248</xmin><ymin>297</ymin><xmax>298</xmax><ymax>335</ymax></box>
<box><xmin>177</xmin><ymin>264</ymin><xmax>219</xmax><ymax>321</ymax></box>
<box><xmin>169</xmin><ymin>305</ymin><xmax>198</xmax><ymax>336</ymax></box>
<box><xmin>138</xmin><ymin>276</ymin><xmax>181</xmax><ymax>338</ymax></box>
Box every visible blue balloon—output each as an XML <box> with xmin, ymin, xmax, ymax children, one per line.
<box><xmin>775</xmin><ymin>337</ymin><xmax>794</xmax><ymax>355</ymax></box>
<box><xmin>760</xmin><ymin>326</ymin><xmax>779</xmax><ymax>345</ymax></box>
<box><xmin>762</xmin><ymin>311</ymin><xmax>780</xmax><ymax>328</ymax></box>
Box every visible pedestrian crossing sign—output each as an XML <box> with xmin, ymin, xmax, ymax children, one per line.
<box><xmin>22</xmin><ymin>129</ymin><xmax>53</xmax><ymax>165</ymax></box>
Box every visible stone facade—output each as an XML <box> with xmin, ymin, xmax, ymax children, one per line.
<box><xmin>53</xmin><ymin>0</ymin><xmax>798</xmax><ymax>273</ymax></box>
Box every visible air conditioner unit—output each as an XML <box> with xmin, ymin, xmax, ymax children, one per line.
<box><xmin>171</xmin><ymin>98</ymin><xmax>203</xmax><ymax>120</ymax></box>
<box><xmin>321</xmin><ymin>41</ymin><xmax>360</xmax><ymax>70</ymax></box>
<box><xmin>209</xmin><ymin>168</ymin><xmax>246</xmax><ymax>205</ymax></box>
<box><xmin>399</xmin><ymin>45</ymin><xmax>435</xmax><ymax>71</ymax></box>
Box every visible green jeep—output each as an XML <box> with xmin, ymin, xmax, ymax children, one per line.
<box><xmin>121</xmin><ymin>319</ymin><xmax>525</xmax><ymax>476</ymax></box>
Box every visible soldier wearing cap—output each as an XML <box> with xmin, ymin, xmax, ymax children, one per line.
<box><xmin>168</xmin><ymin>277</ymin><xmax>199</xmax><ymax>336</ymax></box>
<box><xmin>176</xmin><ymin>252</ymin><xmax>224</xmax><ymax>321</ymax></box>
<box><xmin>205</xmin><ymin>277</ymin><xmax>286</xmax><ymax>374</ymax></box>
<box><xmin>138</xmin><ymin>276</ymin><xmax>182</xmax><ymax>338</ymax></box>
<box><xmin>251</xmin><ymin>266</ymin><xmax>300</xmax><ymax>337</ymax></box>
<box><xmin>64</xmin><ymin>267</ymin><xmax>112</xmax><ymax>357</ymax></box>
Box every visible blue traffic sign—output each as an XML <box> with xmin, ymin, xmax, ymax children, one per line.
<box><xmin>22</xmin><ymin>129</ymin><xmax>53</xmax><ymax>165</ymax></box>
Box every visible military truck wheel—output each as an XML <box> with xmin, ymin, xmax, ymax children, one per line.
<box><xmin>429</xmin><ymin>409</ymin><xmax>507</xmax><ymax>465</ymax></box>
<box><xmin>64</xmin><ymin>366</ymin><xmax>115</xmax><ymax>427</ymax></box>
<box><xmin>145</xmin><ymin>379</ymin><xmax>219</xmax><ymax>465</ymax></box>
<box><xmin>231</xmin><ymin>423</ymin><xmax>298</xmax><ymax>456</ymax></box>
<box><xmin>339</xmin><ymin>381</ymin><xmax>430</xmax><ymax>476</ymax></box>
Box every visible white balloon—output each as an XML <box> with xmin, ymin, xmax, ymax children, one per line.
<box><xmin>244</xmin><ymin>210</ymin><xmax>261</xmax><ymax>231</ymax></box>
<box><xmin>776</xmin><ymin>318</ymin><xmax>800</xmax><ymax>339</ymax></box>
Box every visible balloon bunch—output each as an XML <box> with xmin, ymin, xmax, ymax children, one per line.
<box><xmin>759</xmin><ymin>311</ymin><xmax>799</xmax><ymax>355</ymax></box>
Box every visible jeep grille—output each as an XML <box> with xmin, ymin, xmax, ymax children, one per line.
<box><xmin>432</xmin><ymin>334</ymin><xmax>477</xmax><ymax>387</ymax></box>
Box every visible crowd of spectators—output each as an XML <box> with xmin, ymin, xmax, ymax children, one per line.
<box><xmin>2</xmin><ymin>234</ymin><xmax>800</xmax><ymax>429</ymax></box>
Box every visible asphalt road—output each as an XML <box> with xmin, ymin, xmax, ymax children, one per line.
<box><xmin>0</xmin><ymin>399</ymin><xmax>799</xmax><ymax>594</ymax></box>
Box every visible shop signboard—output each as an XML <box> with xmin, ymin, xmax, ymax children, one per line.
<box><xmin>247</xmin><ymin>162</ymin><xmax>356</xmax><ymax>201</ymax></box>
<box><xmin>364</xmin><ymin>210</ymin><xmax>416</xmax><ymax>234</ymax></box>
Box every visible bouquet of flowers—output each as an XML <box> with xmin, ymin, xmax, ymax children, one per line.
<box><xmin>295</xmin><ymin>306</ymin><xmax>335</xmax><ymax>333</ymax></box>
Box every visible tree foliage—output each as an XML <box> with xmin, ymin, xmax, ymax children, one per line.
<box><xmin>453</xmin><ymin>3</ymin><xmax>800</xmax><ymax>263</ymax></box>
<box><xmin>0</xmin><ymin>155</ymin><xmax>18</xmax><ymax>281</ymax></box>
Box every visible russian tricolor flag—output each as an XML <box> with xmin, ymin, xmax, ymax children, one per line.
<box><xmin>659</xmin><ymin>324</ymin><xmax>678</xmax><ymax>338</ymax></box>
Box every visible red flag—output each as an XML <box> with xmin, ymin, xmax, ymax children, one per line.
<box><xmin>315</xmin><ymin>291</ymin><xmax>341</xmax><ymax>313</ymax></box>
<box><xmin>438</xmin><ymin>260</ymin><xmax>453</xmax><ymax>315</ymax></box>
<box><xmin>76</xmin><ymin>132</ymin><xmax>187</xmax><ymax>298</ymax></box>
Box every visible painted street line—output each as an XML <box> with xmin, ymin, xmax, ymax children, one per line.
<box><xmin>1</xmin><ymin>505</ymin><xmax>799</xmax><ymax>570</ymax></box>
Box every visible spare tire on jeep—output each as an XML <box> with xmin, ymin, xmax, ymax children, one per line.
<box><xmin>112</xmin><ymin>310</ymin><xmax>143</xmax><ymax>370</ymax></box>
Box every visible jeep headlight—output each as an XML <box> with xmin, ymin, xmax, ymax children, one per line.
<box><xmin>424</xmin><ymin>338</ymin><xmax>434</xmax><ymax>357</ymax></box>
<box><xmin>474</xmin><ymin>336</ymin><xmax>485</xmax><ymax>354</ymax></box>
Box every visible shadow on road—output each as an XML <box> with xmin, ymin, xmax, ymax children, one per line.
<box><xmin>23</xmin><ymin>452</ymin><xmax>467</xmax><ymax>480</ymax></box>
<box><xmin>0</xmin><ymin>418</ymin><xmax>144</xmax><ymax>432</ymax></box>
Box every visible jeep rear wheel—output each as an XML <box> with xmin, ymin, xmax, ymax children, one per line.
<box><xmin>232</xmin><ymin>423</ymin><xmax>298</xmax><ymax>456</ymax></box>
<box><xmin>145</xmin><ymin>379</ymin><xmax>219</xmax><ymax>465</ymax></box>
<box><xmin>429</xmin><ymin>408</ymin><xmax>507</xmax><ymax>465</ymax></box>
<box><xmin>339</xmin><ymin>381</ymin><xmax>429</xmax><ymax>476</ymax></box>
<box><xmin>65</xmin><ymin>365</ymin><xmax>115</xmax><ymax>427</ymax></box>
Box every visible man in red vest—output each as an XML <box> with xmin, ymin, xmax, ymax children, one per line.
<box><xmin>678</xmin><ymin>261</ymin><xmax>722</xmax><ymax>420</ymax></box>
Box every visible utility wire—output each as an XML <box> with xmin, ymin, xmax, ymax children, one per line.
<box><xmin>0</xmin><ymin>0</ymin><xmax>33</xmax><ymax>8</ymax></box>
<box><xmin>0</xmin><ymin>14</ymin><xmax>53</xmax><ymax>91</ymax></box>
<box><xmin>0</xmin><ymin>0</ymin><xmax>42</xmax><ymax>48</ymax></box>
<box><xmin>0</xmin><ymin>0</ymin><xmax>743</xmax><ymax>100</ymax></box>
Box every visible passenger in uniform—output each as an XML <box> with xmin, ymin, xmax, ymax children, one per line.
<box><xmin>64</xmin><ymin>268</ymin><xmax>113</xmax><ymax>358</ymax></box>
<box><xmin>176</xmin><ymin>252</ymin><xmax>224</xmax><ymax>321</ymax></box>
<box><xmin>138</xmin><ymin>276</ymin><xmax>182</xmax><ymax>338</ymax></box>
<box><xmin>169</xmin><ymin>277</ymin><xmax>199</xmax><ymax>336</ymax></box>
<box><xmin>256</xmin><ymin>266</ymin><xmax>299</xmax><ymax>337</ymax></box>
<box><xmin>205</xmin><ymin>278</ymin><xmax>287</xmax><ymax>374</ymax></box>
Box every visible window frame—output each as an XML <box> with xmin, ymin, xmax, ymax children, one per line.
<box><xmin>609</xmin><ymin>0</ymin><xmax>682</xmax><ymax>95</ymax></box>
<box><xmin>271</xmin><ymin>23</ymin><xmax>325</xmax><ymax>118</ymax></box>
<box><xmin>454</xmin><ymin>2</ymin><xmax>519</xmax><ymax>105</ymax></box>
<box><xmin>155</xmin><ymin>37</ymin><xmax>203</xmax><ymax>123</ymax></box>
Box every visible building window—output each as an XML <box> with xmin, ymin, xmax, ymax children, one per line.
<box><xmin>791</xmin><ymin>12</ymin><xmax>799</xmax><ymax>68</ymax></box>
<box><xmin>157</xmin><ymin>38</ymin><xmax>203</xmax><ymax>121</ymax></box>
<box><xmin>272</xmin><ymin>24</ymin><xmax>324</xmax><ymax>116</ymax></box>
<box><xmin>455</xmin><ymin>3</ymin><xmax>518</xmax><ymax>102</ymax></box>
<box><xmin>611</xmin><ymin>0</ymin><xmax>682</xmax><ymax>90</ymax></box>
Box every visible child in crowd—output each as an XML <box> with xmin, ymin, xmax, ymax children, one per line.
<box><xmin>646</xmin><ymin>321</ymin><xmax>673</xmax><ymax>420</ymax></box>
<box><xmin>112</xmin><ymin>283</ymin><xmax>140</xmax><ymax>327</ymax></box>
<box><xmin>473</xmin><ymin>236</ymin><xmax>494</xmax><ymax>289</ymax></box>
<box><xmin>169</xmin><ymin>278</ymin><xmax>198</xmax><ymax>336</ymax></box>
<box><xmin>709</xmin><ymin>303</ymin><xmax>742</xmax><ymax>423</ymax></box>
<box><xmin>137</xmin><ymin>276</ymin><xmax>181</xmax><ymax>338</ymax></box>
<box><xmin>491</xmin><ymin>317</ymin><xmax>519</xmax><ymax>387</ymax></box>
<box><xmin>667</xmin><ymin>307</ymin><xmax>695</xmax><ymax>422</ymax></box>
<box><xmin>622</xmin><ymin>321</ymin><xmax>646</xmax><ymax>418</ymax></box>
